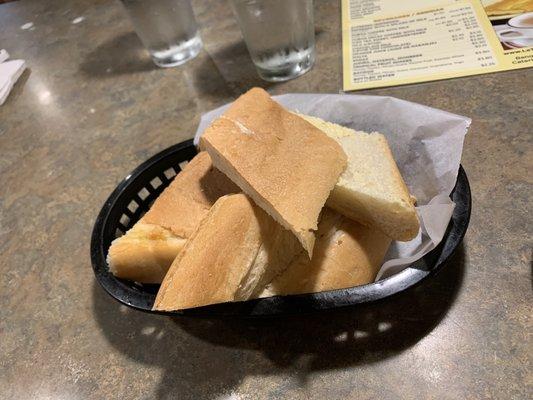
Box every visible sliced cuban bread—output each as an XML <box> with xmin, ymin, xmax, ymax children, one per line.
<box><xmin>301</xmin><ymin>115</ymin><xmax>419</xmax><ymax>241</ymax></box>
<box><xmin>199</xmin><ymin>88</ymin><xmax>347</xmax><ymax>257</ymax></box>
<box><xmin>260</xmin><ymin>208</ymin><xmax>391</xmax><ymax>297</ymax></box>
<box><xmin>153</xmin><ymin>193</ymin><xmax>301</xmax><ymax>311</ymax></box>
<box><xmin>107</xmin><ymin>151</ymin><xmax>239</xmax><ymax>283</ymax></box>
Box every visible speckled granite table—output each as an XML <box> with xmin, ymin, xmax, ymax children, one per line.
<box><xmin>0</xmin><ymin>0</ymin><xmax>531</xmax><ymax>399</ymax></box>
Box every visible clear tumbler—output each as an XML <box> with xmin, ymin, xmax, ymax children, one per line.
<box><xmin>230</xmin><ymin>0</ymin><xmax>315</xmax><ymax>82</ymax></box>
<box><xmin>120</xmin><ymin>0</ymin><xmax>203</xmax><ymax>68</ymax></box>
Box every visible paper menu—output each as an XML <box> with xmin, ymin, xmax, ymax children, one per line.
<box><xmin>342</xmin><ymin>0</ymin><xmax>533</xmax><ymax>91</ymax></box>
<box><xmin>346</xmin><ymin>0</ymin><xmax>459</xmax><ymax>20</ymax></box>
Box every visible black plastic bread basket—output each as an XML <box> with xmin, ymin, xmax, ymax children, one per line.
<box><xmin>91</xmin><ymin>139</ymin><xmax>471</xmax><ymax>317</ymax></box>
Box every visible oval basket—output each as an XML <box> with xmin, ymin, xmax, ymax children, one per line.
<box><xmin>91</xmin><ymin>139</ymin><xmax>471</xmax><ymax>317</ymax></box>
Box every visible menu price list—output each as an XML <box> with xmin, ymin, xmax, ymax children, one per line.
<box><xmin>349</xmin><ymin>3</ymin><xmax>497</xmax><ymax>84</ymax></box>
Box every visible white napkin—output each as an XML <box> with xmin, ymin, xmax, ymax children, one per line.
<box><xmin>0</xmin><ymin>50</ymin><xmax>26</xmax><ymax>105</ymax></box>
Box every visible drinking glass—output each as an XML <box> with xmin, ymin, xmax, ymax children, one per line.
<box><xmin>230</xmin><ymin>0</ymin><xmax>316</xmax><ymax>82</ymax></box>
<box><xmin>120</xmin><ymin>0</ymin><xmax>203</xmax><ymax>68</ymax></box>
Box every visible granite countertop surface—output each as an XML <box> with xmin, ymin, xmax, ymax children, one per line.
<box><xmin>0</xmin><ymin>0</ymin><xmax>531</xmax><ymax>399</ymax></box>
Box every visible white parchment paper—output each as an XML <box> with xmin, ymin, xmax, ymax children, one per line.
<box><xmin>194</xmin><ymin>94</ymin><xmax>471</xmax><ymax>280</ymax></box>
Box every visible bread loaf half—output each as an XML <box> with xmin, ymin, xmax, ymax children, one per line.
<box><xmin>199</xmin><ymin>88</ymin><xmax>347</xmax><ymax>257</ymax></box>
<box><xmin>107</xmin><ymin>151</ymin><xmax>239</xmax><ymax>283</ymax></box>
<box><xmin>301</xmin><ymin>115</ymin><xmax>419</xmax><ymax>241</ymax></box>
<box><xmin>107</xmin><ymin>223</ymin><xmax>185</xmax><ymax>283</ymax></box>
<box><xmin>260</xmin><ymin>208</ymin><xmax>391</xmax><ymax>297</ymax></box>
<box><xmin>153</xmin><ymin>193</ymin><xmax>301</xmax><ymax>311</ymax></box>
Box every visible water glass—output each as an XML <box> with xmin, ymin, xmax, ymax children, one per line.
<box><xmin>120</xmin><ymin>0</ymin><xmax>203</xmax><ymax>68</ymax></box>
<box><xmin>230</xmin><ymin>0</ymin><xmax>316</xmax><ymax>82</ymax></box>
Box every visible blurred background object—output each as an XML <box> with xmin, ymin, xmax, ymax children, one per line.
<box><xmin>119</xmin><ymin>0</ymin><xmax>202</xmax><ymax>67</ymax></box>
<box><xmin>230</xmin><ymin>0</ymin><xmax>315</xmax><ymax>82</ymax></box>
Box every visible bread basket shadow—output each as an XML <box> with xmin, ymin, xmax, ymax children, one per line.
<box><xmin>91</xmin><ymin>246</ymin><xmax>465</xmax><ymax>398</ymax></box>
<box><xmin>90</xmin><ymin>139</ymin><xmax>471</xmax><ymax>317</ymax></box>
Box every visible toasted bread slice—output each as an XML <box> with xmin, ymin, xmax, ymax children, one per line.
<box><xmin>153</xmin><ymin>194</ymin><xmax>301</xmax><ymax>311</ymax></box>
<box><xmin>200</xmin><ymin>88</ymin><xmax>347</xmax><ymax>257</ymax></box>
<box><xmin>260</xmin><ymin>208</ymin><xmax>391</xmax><ymax>297</ymax></box>
<box><xmin>301</xmin><ymin>115</ymin><xmax>419</xmax><ymax>241</ymax></box>
<box><xmin>107</xmin><ymin>223</ymin><xmax>186</xmax><ymax>283</ymax></box>
<box><xmin>107</xmin><ymin>152</ymin><xmax>239</xmax><ymax>283</ymax></box>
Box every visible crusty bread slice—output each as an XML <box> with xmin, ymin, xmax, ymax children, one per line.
<box><xmin>259</xmin><ymin>208</ymin><xmax>391</xmax><ymax>297</ymax></box>
<box><xmin>142</xmin><ymin>151</ymin><xmax>240</xmax><ymax>238</ymax></box>
<box><xmin>300</xmin><ymin>115</ymin><xmax>419</xmax><ymax>241</ymax></box>
<box><xmin>107</xmin><ymin>151</ymin><xmax>239</xmax><ymax>283</ymax></box>
<box><xmin>199</xmin><ymin>88</ymin><xmax>347</xmax><ymax>257</ymax></box>
<box><xmin>153</xmin><ymin>193</ymin><xmax>301</xmax><ymax>311</ymax></box>
<box><xmin>108</xmin><ymin>223</ymin><xmax>186</xmax><ymax>283</ymax></box>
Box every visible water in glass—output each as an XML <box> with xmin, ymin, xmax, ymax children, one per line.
<box><xmin>231</xmin><ymin>0</ymin><xmax>315</xmax><ymax>81</ymax></box>
<box><xmin>121</xmin><ymin>0</ymin><xmax>202</xmax><ymax>67</ymax></box>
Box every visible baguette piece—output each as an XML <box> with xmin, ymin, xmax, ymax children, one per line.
<box><xmin>106</xmin><ymin>223</ymin><xmax>185</xmax><ymax>284</ymax></box>
<box><xmin>107</xmin><ymin>151</ymin><xmax>239</xmax><ymax>283</ymax></box>
<box><xmin>141</xmin><ymin>151</ymin><xmax>240</xmax><ymax>238</ymax></box>
<box><xmin>260</xmin><ymin>208</ymin><xmax>391</xmax><ymax>297</ymax></box>
<box><xmin>199</xmin><ymin>88</ymin><xmax>347</xmax><ymax>257</ymax></box>
<box><xmin>301</xmin><ymin>115</ymin><xmax>419</xmax><ymax>241</ymax></box>
<box><xmin>153</xmin><ymin>193</ymin><xmax>301</xmax><ymax>311</ymax></box>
